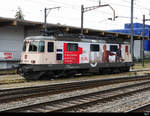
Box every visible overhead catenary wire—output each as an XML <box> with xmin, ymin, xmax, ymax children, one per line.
<box><xmin>0</xmin><ymin>0</ymin><xmax>150</xmax><ymax>30</ymax></box>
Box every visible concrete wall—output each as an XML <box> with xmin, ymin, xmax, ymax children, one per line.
<box><xmin>25</xmin><ymin>28</ymin><xmax>41</xmax><ymax>37</ymax></box>
<box><xmin>0</xmin><ymin>26</ymin><xmax>24</xmax><ymax>69</ymax></box>
<box><xmin>0</xmin><ymin>26</ymin><xmax>42</xmax><ymax>69</ymax></box>
<box><xmin>0</xmin><ymin>26</ymin><xmax>24</xmax><ymax>53</ymax></box>
<box><xmin>134</xmin><ymin>40</ymin><xmax>141</xmax><ymax>60</ymax></box>
<box><xmin>134</xmin><ymin>40</ymin><xmax>150</xmax><ymax>60</ymax></box>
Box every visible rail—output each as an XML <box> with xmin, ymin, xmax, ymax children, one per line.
<box><xmin>2</xmin><ymin>79</ymin><xmax>150</xmax><ymax>112</ymax></box>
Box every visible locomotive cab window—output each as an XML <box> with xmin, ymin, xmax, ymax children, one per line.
<box><xmin>67</xmin><ymin>43</ymin><xmax>78</xmax><ymax>51</ymax></box>
<box><xmin>29</xmin><ymin>41</ymin><xmax>45</xmax><ymax>52</ymax></box>
<box><xmin>48</xmin><ymin>42</ymin><xmax>54</xmax><ymax>52</ymax></box>
<box><xmin>90</xmin><ymin>44</ymin><xmax>100</xmax><ymax>52</ymax></box>
<box><xmin>38</xmin><ymin>41</ymin><xmax>45</xmax><ymax>52</ymax></box>
<box><xmin>29</xmin><ymin>41</ymin><xmax>38</xmax><ymax>52</ymax></box>
<box><xmin>110</xmin><ymin>45</ymin><xmax>118</xmax><ymax>52</ymax></box>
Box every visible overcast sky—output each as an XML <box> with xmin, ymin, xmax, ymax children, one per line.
<box><xmin>0</xmin><ymin>0</ymin><xmax>150</xmax><ymax>30</ymax></box>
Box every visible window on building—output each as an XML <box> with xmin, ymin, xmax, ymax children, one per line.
<box><xmin>38</xmin><ymin>41</ymin><xmax>45</xmax><ymax>52</ymax></box>
<box><xmin>48</xmin><ymin>42</ymin><xmax>54</xmax><ymax>52</ymax></box>
<box><xmin>90</xmin><ymin>44</ymin><xmax>100</xmax><ymax>52</ymax></box>
<box><xmin>29</xmin><ymin>41</ymin><xmax>38</xmax><ymax>52</ymax></box>
<box><xmin>110</xmin><ymin>45</ymin><xmax>118</xmax><ymax>52</ymax></box>
<box><xmin>67</xmin><ymin>43</ymin><xmax>78</xmax><ymax>51</ymax></box>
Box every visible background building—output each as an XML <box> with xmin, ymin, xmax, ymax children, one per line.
<box><xmin>109</xmin><ymin>23</ymin><xmax>150</xmax><ymax>60</ymax></box>
<box><xmin>0</xmin><ymin>17</ymin><xmax>145</xmax><ymax>70</ymax></box>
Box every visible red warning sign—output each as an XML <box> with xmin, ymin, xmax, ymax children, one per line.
<box><xmin>4</xmin><ymin>52</ymin><xmax>13</xmax><ymax>60</ymax></box>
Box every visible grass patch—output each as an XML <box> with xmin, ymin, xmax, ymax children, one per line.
<box><xmin>0</xmin><ymin>69</ymin><xmax>17</xmax><ymax>75</ymax></box>
<box><xmin>133</xmin><ymin>61</ymin><xmax>150</xmax><ymax>69</ymax></box>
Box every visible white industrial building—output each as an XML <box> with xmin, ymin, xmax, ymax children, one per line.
<box><xmin>0</xmin><ymin>17</ymin><xmax>146</xmax><ymax>70</ymax></box>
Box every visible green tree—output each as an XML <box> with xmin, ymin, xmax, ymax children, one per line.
<box><xmin>15</xmin><ymin>7</ymin><xmax>24</xmax><ymax>20</ymax></box>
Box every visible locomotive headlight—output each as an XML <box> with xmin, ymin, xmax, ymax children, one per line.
<box><xmin>31</xmin><ymin>60</ymin><xmax>36</xmax><ymax>64</ymax></box>
<box><xmin>24</xmin><ymin>55</ymin><xmax>27</xmax><ymax>59</ymax></box>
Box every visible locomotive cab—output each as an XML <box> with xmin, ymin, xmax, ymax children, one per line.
<box><xmin>21</xmin><ymin>36</ymin><xmax>56</xmax><ymax>65</ymax></box>
<box><xmin>18</xmin><ymin>36</ymin><xmax>56</xmax><ymax>80</ymax></box>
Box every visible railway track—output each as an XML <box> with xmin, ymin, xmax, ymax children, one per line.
<box><xmin>130</xmin><ymin>68</ymin><xmax>150</xmax><ymax>72</ymax></box>
<box><xmin>0</xmin><ymin>68</ymin><xmax>149</xmax><ymax>85</ymax></box>
<box><xmin>0</xmin><ymin>74</ymin><xmax>150</xmax><ymax>104</ymax></box>
<box><xmin>127</xmin><ymin>103</ymin><xmax>150</xmax><ymax>112</ymax></box>
<box><xmin>2</xmin><ymin>79</ymin><xmax>150</xmax><ymax>112</ymax></box>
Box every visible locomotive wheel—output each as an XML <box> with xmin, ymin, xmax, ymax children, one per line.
<box><xmin>23</xmin><ymin>72</ymin><xmax>45</xmax><ymax>80</ymax></box>
<box><xmin>101</xmin><ymin>68</ymin><xmax>112</xmax><ymax>74</ymax></box>
<box><xmin>125</xmin><ymin>66</ymin><xmax>130</xmax><ymax>72</ymax></box>
<box><xmin>111</xmin><ymin>68</ymin><xmax>120</xmax><ymax>74</ymax></box>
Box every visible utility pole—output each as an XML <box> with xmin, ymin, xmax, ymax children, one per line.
<box><xmin>142</xmin><ymin>14</ymin><xmax>145</xmax><ymax>67</ymax></box>
<box><xmin>130</xmin><ymin>0</ymin><xmax>134</xmax><ymax>66</ymax></box>
<box><xmin>81</xmin><ymin>5</ymin><xmax>84</xmax><ymax>35</ymax></box>
<box><xmin>141</xmin><ymin>15</ymin><xmax>150</xmax><ymax>67</ymax></box>
<box><xmin>81</xmin><ymin>3</ymin><xmax>115</xmax><ymax>35</ymax></box>
<box><xmin>44</xmin><ymin>7</ymin><xmax>60</xmax><ymax>35</ymax></box>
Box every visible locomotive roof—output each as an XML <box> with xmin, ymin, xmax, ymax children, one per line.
<box><xmin>25</xmin><ymin>36</ymin><xmax>55</xmax><ymax>40</ymax></box>
<box><xmin>25</xmin><ymin>34</ymin><xmax>130</xmax><ymax>44</ymax></box>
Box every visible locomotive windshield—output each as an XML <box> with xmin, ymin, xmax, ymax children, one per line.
<box><xmin>23</xmin><ymin>41</ymin><xmax>26</xmax><ymax>52</ymax></box>
<box><xmin>28</xmin><ymin>41</ymin><xmax>45</xmax><ymax>52</ymax></box>
<box><xmin>29</xmin><ymin>41</ymin><xmax>38</xmax><ymax>52</ymax></box>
